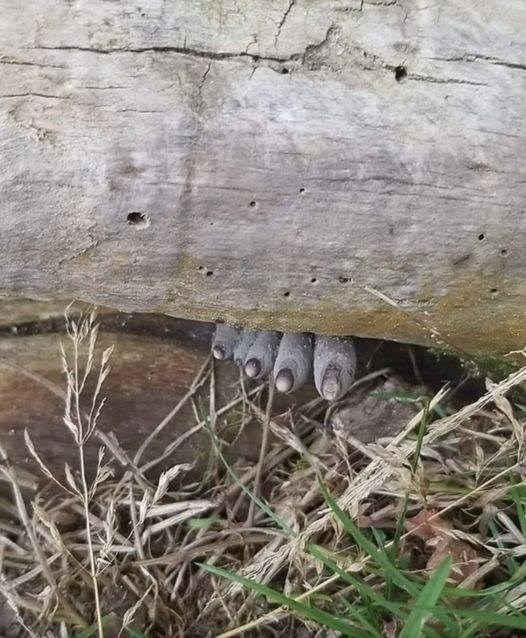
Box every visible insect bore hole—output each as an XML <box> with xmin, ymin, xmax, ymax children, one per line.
<box><xmin>127</xmin><ymin>212</ymin><xmax>151</xmax><ymax>229</ymax></box>
<box><xmin>394</xmin><ymin>65</ymin><xmax>407</xmax><ymax>82</ymax></box>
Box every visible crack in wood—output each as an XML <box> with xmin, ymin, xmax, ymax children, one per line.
<box><xmin>426</xmin><ymin>53</ymin><xmax>526</xmax><ymax>72</ymax></box>
<box><xmin>0</xmin><ymin>91</ymin><xmax>69</xmax><ymax>99</ymax></box>
<box><xmin>274</xmin><ymin>0</ymin><xmax>296</xmax><ymax>47</ymax></box>
<box><xmin>0</xmin><ymin>58</ymin><xmax>66</xmax><ymax>69</ymax></box>
<box><xmin>35</xmin><ymin>44</ymin><xmax>296</xmax><ymax>66</ymax></box>
<box><xmin>403</xmin><ymin>71</ymin><xmax>487</xmax><ymax>86</ymax></box>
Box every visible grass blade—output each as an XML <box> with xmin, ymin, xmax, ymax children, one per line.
<box><xmin>340</xmin><ymin>598</ymin><xmax>384</xmax><ymax>638</ymax></box>
<box><xmin>309</xmin><ymin>544</ymin><xmax>403</xmax><ymax>620</ymax></box>
<box><xmin>126</xmin><ymin>626</ymin><xmax>151</xmax><ymax>638</ymax></box>
<box><xmin>318</xmin><ymin>479</ymin><xmax>419</xmax><ymax>597</ymax></box>
<box><xmin>199</xmin><ymin>562</ymin><xmax>372</xmax><ymax>638</ymax></box>
<box><xmin>436</xmin><ymin>607</ymin><xmax>526</xmax><ymax>632</ymax></box>
<box><xmin>74</xmin><ymin>616</ymin><xmax>111</xmax><ymax>638</ymax></box>
<box><xmin>199</xmin><ymin>402</ymin><xmax>295</xmax><ymax>536</ymax></box>
<box><xmin>509</xmin><ymin>484</ymin><xmax>526</xmax><ymax>540</ymax></box>
<box><xmin>391</xmin><ymin>401</ymin><xmax>429</xmax><ymax>564</ymax></box>
<box><xmin>308</xmin><ymin>546</ymin><xmax>451</xmax><ymax>638</ymax></box>
<box><xmin>399</xmin><ymin>556</ymin><xmax>451</xmax><ymax>638</ymax></box>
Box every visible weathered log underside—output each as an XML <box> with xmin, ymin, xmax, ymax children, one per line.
<box><xmin>2</xmin><ymin>1</ymin><xmax>526</xmax><ymax>353</ymax></box>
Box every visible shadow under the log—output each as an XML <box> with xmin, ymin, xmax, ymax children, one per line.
<box><xmin>0</xmin><ymin>304</ymin><xmax>486</xmax><ymax>484</ymax></box>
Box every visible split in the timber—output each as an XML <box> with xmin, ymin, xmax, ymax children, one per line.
<box><xmin>211</xmin><ymin>325</ymin><xmax>356</xmax><ymax>401</ymax></box>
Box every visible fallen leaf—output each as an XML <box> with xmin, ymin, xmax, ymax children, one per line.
<box><xmin>406</xmin><ymin>509</ymin><xmax>481</xmax><ymax>586</ymax></box>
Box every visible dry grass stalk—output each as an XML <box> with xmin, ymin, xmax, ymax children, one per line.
<box><xmin>0</xmin><ymin>306</ymin><xmax>525</xmax><ymax>637</ymax></box>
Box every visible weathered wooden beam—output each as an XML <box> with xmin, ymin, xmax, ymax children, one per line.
<box><xmin>2</xmin><ymin>1</ymin><xmax>526</xmax><ymax>353</ymax></box>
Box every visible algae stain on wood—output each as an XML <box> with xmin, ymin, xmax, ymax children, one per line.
<box><xmin>157</xmin><ymin>270</ymin><xmax>526</xmax><ymax>357</ymax></box>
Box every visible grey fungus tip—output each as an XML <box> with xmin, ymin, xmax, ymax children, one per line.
<box><xmin>320</xmin><ymin>364</ymin><xmax>342</xmax><ymax>401</ymax></box>
<box><xmin>275</xmin><ymin>368</ymin><xmax>294</xmax><ymax>393</ymax></box>
<box><xmin>273</xmin><ymin>332</ymin><xmax>313</xmax><ymax>394</ymax></box>
<box><xmin>313</xmin><ymin>334</ymin><xmax>356</xmax><ymax>402</ymax></box>
<box><xmin>212</xmin><ymin>345</ymin><xmax>226</xmax><ymax>360</ymax></box>
<box><xmin>243</xmin><ymin>330</ymin><xmax>280</xmax><ymax>379</ymax></box>
<box><xmin>245</xmin><ymin>357</ymin><xmax>262</xmax><ymax>378</ymax></box>
<box><xmin>212</xmin><ymin>324</ymin><xmax>357</xmax><ymax>401</ymax></box>
<box><xmin>212</xmin><ymin>324</ymin><xmax>241</xmax><ymax>361</ymax></box>
<box><xmin>233</xmin><ymin>329</ymin><xmax>258</xmax><ymax>366</ymax></box>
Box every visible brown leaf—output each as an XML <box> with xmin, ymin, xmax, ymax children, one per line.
<box><xmin>406</xmin><ymin>509</ymin><xmax>480</xmax><ymax>586</ymax></box>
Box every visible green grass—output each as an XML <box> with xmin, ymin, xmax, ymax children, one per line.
<box><xmin>201</xmin><ymin>474</ymin><xmax>526</xmax><ymax>637</ymax></box>
<box><xmin>74</xmin><ymin>621</ymin><xmax>149</xmax><ymax>638</ymax></box>
<box><xmin>4</xmin><ymin>307</ymin><xmax>526</xmax><ymax>637</ymax></box>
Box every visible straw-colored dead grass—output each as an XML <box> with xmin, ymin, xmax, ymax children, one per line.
<box><xmin>0</xmin><ymin>309</ymin><xmax>525</xmax><ymax>637</ymax></box>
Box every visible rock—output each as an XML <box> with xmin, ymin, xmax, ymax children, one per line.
<box><xmin>330</xmin><ymin>379</ymin><xmax>418</xmax><ymax>443</ymax></box>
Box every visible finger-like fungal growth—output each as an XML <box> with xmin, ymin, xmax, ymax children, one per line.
<box><xmin>233</xmin><ymin>329</ymin><xmax>258</xmax><ymax>366</ymax></box>
<box><xmin>273</xmin><ymin>332</ymin><xmax>313</xmax><ymax>393</ymax></box>
<box><xmin>243</xmin><ymin>330</ymin><xmax>281</xmax><ymax>379</ymax></box>
<box><xmin>313</xmin><ymin>335</ymin><xmax>356</xmax><ymax>401</ymax></box>
<box><xmin>245</xmin><ymin>357</ymin><xmax>262</xmax><ymax>378</ymax></box>
<box><xmin>211</xmin><ymin>324</ymin><xmax>241</xmax><ymax>360</ymax></box>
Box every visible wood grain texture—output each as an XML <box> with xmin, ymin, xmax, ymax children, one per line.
<box><xmin>1</xmin><ymin>1</ymin><xmax>526</xmax><ymax>353</ymax></box>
